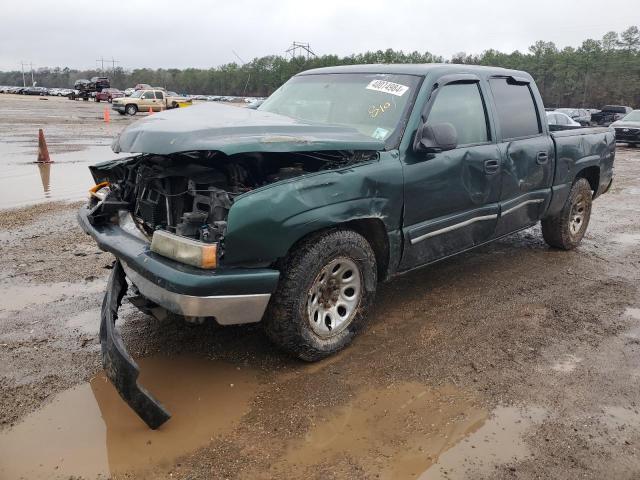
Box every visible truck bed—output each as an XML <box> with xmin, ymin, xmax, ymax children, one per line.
<box><xmin>549</xmin><ymin>125</ymin><xmax>616</xmax><ymax>201</ymax></box>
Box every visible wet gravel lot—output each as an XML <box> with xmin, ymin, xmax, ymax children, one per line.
<box><xmin>0</xmin><ymin>94</ymin><xmax>639</xmax><ymax>479</ymax></box>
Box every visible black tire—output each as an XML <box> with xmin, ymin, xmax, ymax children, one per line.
<box><xmin>125</xmin><ymin>104</ymin><xmax>138</xmax><ymax>116</ymax></box>
<box><xmin>172</xmin><ymin>102</ymin><xmax>178</xmax><ymax>109</ymax></box>
<box><xmin>541</xmin><ymin>178</ymin><xmax>593</xmax><ymax>250</ymax></box>
<box><xmin>264</xmin><ymin>229</ymin><xmax>377</xmax><ymax>361</ymax></box>
<box><xmin>95</xmin><ymin>98</ymin><xmax>100</xmax><ymax>103</ymax></box>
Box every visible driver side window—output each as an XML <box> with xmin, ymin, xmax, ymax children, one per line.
<box><xmin>427</xmin><ymin>83</ymin><xmax>489</xmax><ymax>146</ymax></box>
<box><xmin>142</xmin><ymin>91</ymin><xmax>154</xmax><ymax>99</ymax></box>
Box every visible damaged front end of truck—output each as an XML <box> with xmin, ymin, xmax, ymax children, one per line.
<box><xmin>78</xmin><ymin>102</ymin><xmax>390</xmax><ymax>428</ymax></box>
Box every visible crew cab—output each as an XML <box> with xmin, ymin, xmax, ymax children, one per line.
<box><xmin>111</xmin><ymin>89</ymin><xmax>192</xmax><ymax>115</ymax></box>
<box><xmin>78</xmin><ymin>64</ymin><xmax>615</xmax><ymax>428</ymax></box>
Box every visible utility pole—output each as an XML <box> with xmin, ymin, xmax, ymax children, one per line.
<box><xmin>232</xmin><ymin>50</ymin><xmax>251</xmax><ymax>96</ymax></box>
<box><xmin>29</xmin><ymin>62</ymin><xmax>34</xmax><ymax>86</ymax></box>
<box><xmin>20</xmin><ymin>61</ymin><xmax>27</xmax><ymax>87</ymax></box>
<box><xmin>110</xmin><ymin>57</ymin><xmax>119</xmax><ymax>75</ymax></box>
<box><xmin>96</xmin><ymin>56</ymin><xmax>105</xmax><ymax>72</ymax></box>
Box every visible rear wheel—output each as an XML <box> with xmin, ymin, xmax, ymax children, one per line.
<box><xmin>541</xmin><ymin>178</ymin><xmax>593</xmax><ymax>250</ymax></box>
<box><xmin>125</xmin><ymin>104</ymin><xmax>138</xmax><ymax>116</ymax></box>
<box><xmin>264</xmin><ymin>229</ymin><xmax>377</xmax><ymax>361</ymax></box>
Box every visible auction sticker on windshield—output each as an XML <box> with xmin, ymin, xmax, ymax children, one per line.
<box><xmin>366</xmin><ymin>80</ymin><xmax>409</xmax><ymax>97</ymax></box>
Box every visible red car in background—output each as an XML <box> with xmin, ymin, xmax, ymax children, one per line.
<box><xmin>95</xmin><ymin>88</ymin><xmax>125</xmax><ymax>103</ymax></box>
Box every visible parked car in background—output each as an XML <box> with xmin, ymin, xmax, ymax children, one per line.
<box><xmin>591</xmin><ymin>105</ymin><xmax>633</xmax><ymax>126</ymax></box>
<box><xmin>22</xmin><ymin>86</ymin><xmax>48</xmax><ymax>96</ymax></box>
<box><xmin>556</xmin><ymin>108</ymin><xmax>591</xmax><ymax>126</ymax></box>
<box><xmin>111</xmin><ymin>88</ymin><xmax>191</xmax><ymax>115</ymax></box>
<box><xmin>47</xmin><ymin>88</ymin><xmax>73</xmax><ymax>97</ymax></box>
<box><xmin>134</xmin><ymin>83</ymin><xmax>152</xmax><ymax>91</ymax></box>
<box><xmin>546</xmin><ymin>111</ymin><xmax>582</xmax><ymax>128</ymax></box>
<box><xmin>95</xmin><ymin>88</ymin><xmax>125</xmax><ymax>103</ymax></box>
<box><xmin>124</xmin><ymin>88</ymin><xmax>135</xmax><ymax>96</ymax></box>
<box><xmin>610</xmin><ymin>109</ymin><xmax>640</xmax><ymax>146</ymax></box>
<box><xmin>166</xmin><ymin>91</ymin><xmax>192</xmax><ymax>107</ymax></box>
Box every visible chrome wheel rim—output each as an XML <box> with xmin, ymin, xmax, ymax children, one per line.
<box><xmin>307</xmin><ymin>257</ymin><xmax>362</xmax><ymax>338</ymax></box>
<box><xmin>569</xmin><ymin>194</ymin><xmax>587</xmax><ymax>236</ymax></box>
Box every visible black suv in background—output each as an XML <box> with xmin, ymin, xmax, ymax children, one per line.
<box><xmin>592</xmin><ymin>105</ymin><xmax>633</xmax><ymax>126</ymax></box>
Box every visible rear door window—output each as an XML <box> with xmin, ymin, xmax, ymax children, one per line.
<box><xmin>489</xmin><ymin>78</ymin><xmax>541</xmax><ymax>139</ymax></box>
<box><xmin>155</xmin><ymin>91</ymin><xmax>164</xmax><ymax>100</ymax></box>
<box><xmin>426</xmin><ymin>83</ymin><xmax>489</xmax><ymax>146</ymax></box>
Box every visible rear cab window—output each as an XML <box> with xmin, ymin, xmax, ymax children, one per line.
<box><xmin>489</xmin><ymin>78</ymin><xmax>542</xmax><ymax>140</ymax></box>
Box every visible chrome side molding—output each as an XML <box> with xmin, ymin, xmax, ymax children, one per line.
<box><xmin>410</xmin><ymin>214</ymin><xmax>498</xmax><ymax>244</ymax></box>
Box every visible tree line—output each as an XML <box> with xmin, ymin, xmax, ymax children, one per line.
<box><xmin>1</xmin><ymin>26</ymin><xmax>638</xmax><ymax>108</ymax></box>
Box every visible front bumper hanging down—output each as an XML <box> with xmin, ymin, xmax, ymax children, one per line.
<box><xmin>100</xmin><ymin>260</ymin><xmax>171</xmax><ymax>429</ymax></box>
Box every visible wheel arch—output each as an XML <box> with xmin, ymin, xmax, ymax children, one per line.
<box><xmin>262</xmin><ymin>217</ymin><xmax>390</xmax><ymax>283</ymax></box>
<box><xmin>574</xmin><ymin>165</ymin><xmax>600</xmax><ymax>194</ymax></box>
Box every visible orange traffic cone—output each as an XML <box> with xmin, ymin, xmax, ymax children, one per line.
<box><xmin>36</xmin><ymin>129</ymin><xmax>52</xmax><ymax>163</ymax></box>
<box><xmin>103</xmin><ymin>106</ymin><xmax>110</xmax><ymax>123</ymax></box>
<box><xmin>148</xmin><ymin>107</ymin><xmax>153</xmax><ymax>115</ymax></box>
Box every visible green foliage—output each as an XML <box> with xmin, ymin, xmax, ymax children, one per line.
<box><xmin>1</xmin><ymin>26</ymin><xmax>638</xmax><ymax>107</ymax></box>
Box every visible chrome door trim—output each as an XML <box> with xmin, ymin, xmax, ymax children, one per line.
<box><xmin>501</xmin><ymin>198</ymin><xmax>544</xmax><ymax>216</ymax></box>
<box><xmin>410</xmin><ymin>214</ymin><xmax>498</xmax><ymax>245</ymax></box>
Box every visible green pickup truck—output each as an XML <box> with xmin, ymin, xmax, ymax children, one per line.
<box><xmin>78</xmin><ymin>64</ymin><xmax>615</xmax><ymax>428</ymax></box>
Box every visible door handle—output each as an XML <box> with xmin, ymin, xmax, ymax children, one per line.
<box><xmin>484</xmin><ymin>159</ymin><xmax>500</xmax><ymax>174</ymax></box>
<box><xmin>536</xmin><ymin>152</ymin><xmax>549</xmax><ymax>165</ymax></box>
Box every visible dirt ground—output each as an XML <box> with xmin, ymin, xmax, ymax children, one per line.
<box><xmin>1</xmin><ymin>94</ymin><xmax>640</xmax><ymax>479</ymax></box>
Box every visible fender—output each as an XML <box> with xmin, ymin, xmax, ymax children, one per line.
<box><xmin>223</xmin><ymin>153</ymin><xmax>404</xmax><ymax>266</ymax></box>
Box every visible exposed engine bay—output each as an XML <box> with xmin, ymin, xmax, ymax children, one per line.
<box><xmin>88</xmin><ymin>150</ymin><xmax>378</xmax><ymax>246</ymax></box>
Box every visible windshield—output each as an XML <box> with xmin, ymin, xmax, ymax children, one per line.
<box><xmin>130</xmin><ymin>90</ymin><xmax>144</xmax><ymax>98</ymax></box>
<box><xmin>259</xmin><ymin>73</ymin><xmax>421</xmax><ymax>144</ymax></box>
<box><xmin>622</xmin><ymin>110</ymin><xmax>640</xmax><ymax>122</ymax></box>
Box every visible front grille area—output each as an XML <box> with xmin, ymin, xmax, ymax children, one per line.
<box><xmin>615</xmin><ymin>128</ymin><xmax>640</xmax><ymax>140</ymax></box>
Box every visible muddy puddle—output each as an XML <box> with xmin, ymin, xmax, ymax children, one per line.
<box><xmin>0</xmin><ymin>143</ymin><xmax>133</xmax><ymax>209</ymax></box>
<box><xmin>0</xmin><ymin>355</ymin><xmax>259</xmax><ymax>479</ymax></box>
<box><xmin>422</xmin><ymin>406</ymin><xmax>547</xmax><ymax>479</ymax></box>
<box><xmin>257</xmin><ymin>382</ymin><xmax>547</xmax><ymax>480</ymax></box>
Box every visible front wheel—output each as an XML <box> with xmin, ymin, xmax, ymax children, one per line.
<box><xmin>264</xmin><ymin>229</ymin><xmax>377</xmax><ymax>361</ymax></box>
<box><xmin>541</xmin><ymin>178</ymin><xmax>593</xmax><ymax>250</ymax></box>
<box><xmin>125</xmin><ymin>104</ymin><xmax>138</xmax><ymax>116</ymax></box>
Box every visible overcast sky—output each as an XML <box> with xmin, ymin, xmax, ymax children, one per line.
<box><xmin>1</xmin><ymin>0</ymin><xmax>636</xmax><ymax>71</ymax></box>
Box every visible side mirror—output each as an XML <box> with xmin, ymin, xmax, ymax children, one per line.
<box><xmin>414</xmin><ymin>122</ymin><xmax>458</xmax><ymax>153</ymax></box>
